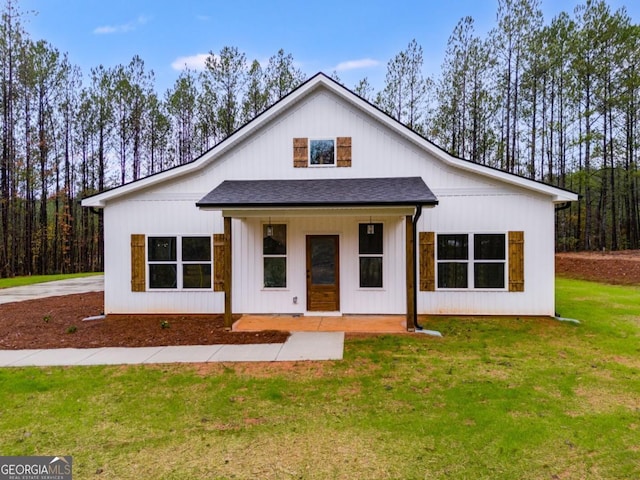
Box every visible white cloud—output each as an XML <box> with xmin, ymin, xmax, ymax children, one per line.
<box><xmin>93</xmin><ymin>15</ymin><xmax>149</xmax><ymax>35</ymax></box>
<box><xmin>171</xmin><ymin>53</ymin><xmax>210</xmax><ymax>71</ymax></box>
<box><xmin>334</xmin><ymin>58</ymin><xmax>380</xmax><ymax>72</ymax></box>
<box><xmin>93</xmin><ymin>25</ymin><xmax>119</xmax><ymax>34</ymax></box>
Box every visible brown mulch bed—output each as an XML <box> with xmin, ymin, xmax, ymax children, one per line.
<box><xmin>0</xmin><ymin>292</ymin><xmax>289</xmax><ymax>350</ymax></box>
<box><xmin>2</xmin><ymin>251</ymin><xmax>637</xmax><ymax>350</ymax></box>
<box><xmin>556</xmin><ymin>250</ymin><xmax>640</xmax><ymax>285</ymax></box>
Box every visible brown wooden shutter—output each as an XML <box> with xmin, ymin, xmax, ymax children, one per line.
<box><xmin>508</xmin><ymin>231</ymin><xmax>525</xmax><ymax>292</ymax></box>
<box><xmin>419</xmin><ymin>232</ymin><xmax>435</xmax><ymax>291</ymax></box>
<box><xmin>337</xmin><ymin>137</ymin><xmax>352</xmax><ymax>167</ymax></box>
<box><xmin>213</xmin><ymin>234</ymin><xmax>225</xmax><ymax>291</ymax></box>
<box><xmin>131</xmin><ymin>234</ymin><xmax>146</xmax><ymax>292</ymax></box>
<box><xmin>293</xmin><ymin>138</ymin><xmax>308</xmax><ymax>168</ymax></box>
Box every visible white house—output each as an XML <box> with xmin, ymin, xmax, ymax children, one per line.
<box><xmin>82</xmin><ymin>73</ymin><xmax>578</xmax><ymax>331</ymax></box>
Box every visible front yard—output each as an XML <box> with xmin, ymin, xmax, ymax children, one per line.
<box><xmin>0</xmin><ymin>277</ymin><xmax>638</xmax><ymax>479</ymax></box>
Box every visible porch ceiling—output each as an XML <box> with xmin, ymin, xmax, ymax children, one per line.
<box><xmin>196</xmin><ymin>177</ymin><xmax>438</xmax><ymax>210</ymax></box>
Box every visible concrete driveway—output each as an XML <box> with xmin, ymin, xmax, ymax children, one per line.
<box><xmin>0</xmin><ymin>275</ymin><xmax>104</xmax><ymax>305</ymax></box>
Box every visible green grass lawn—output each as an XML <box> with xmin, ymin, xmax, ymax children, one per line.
<box><xmin>0</xmin><ymin>278</ymin><xmax>638</xmax><ymax>479</ymax></box>
<box><xmin>0</xmin><ymin>272</ymin><xmax>102</xmax><ymax>289</ymax></box>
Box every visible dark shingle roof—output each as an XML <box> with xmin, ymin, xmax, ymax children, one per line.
<box><xmin>196</xmin><ymin>177</ymin><xmax>438</xmax><ymax>208</ymax></box>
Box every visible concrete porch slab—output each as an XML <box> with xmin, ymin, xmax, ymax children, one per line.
<box><xmin>234</xmin><ymin>314</ymin><xmax>406</xmax><ymax>333</ymax></box>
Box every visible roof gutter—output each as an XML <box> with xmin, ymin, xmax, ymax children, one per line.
<box><xmin>554</xmin><ymin>201</ymin><xmax>572</xmax><ymax>212</ymax></box>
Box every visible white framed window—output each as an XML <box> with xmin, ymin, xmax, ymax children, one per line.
<box><xmin>359</xmin><ymin>223</ymin><xmax>383</xmax><ymax>288</ymax></box>
<box><xmin>309</xmin><ymin>138</ymin><xmax>335</xmax><ymax>166</ymax></box>
<box><xmin>436</xmin><ymin>233</ymin><xmax>506</xmax><ymax>289</ymax></box>
<box><xmin>263</xmin><ymin>224</ymin><xmax>287</xmax><ymax>288</ymax></box>
<box><xmin>147</xmin><ymin>236</ymin><xmax>212</xmax><ymax>289</ymax></box>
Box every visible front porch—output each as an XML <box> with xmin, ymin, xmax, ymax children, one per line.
<box><xmin>197</xmin><ymin>177</ymin><xmax>439</xmax><ymax>332</ymax></box>
<box><xmin>233</xmin><ymin>314</ymin><xmax>407</xmax><ymax>333</ymax></box>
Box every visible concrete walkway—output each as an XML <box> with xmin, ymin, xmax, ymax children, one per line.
<box><xmin>0</xmin><ymin>276</ymin><xmax>345</xmax><ymax>365</ymax></box>
<box><xmin>0</xmin><ymin>275</ymin><xmax>104</xmax><ymax>304</ymax></box>
<box><xmin>0</xmin><ymin>332</ymin><xmax>345</xmax><ymax>367</ymax></box>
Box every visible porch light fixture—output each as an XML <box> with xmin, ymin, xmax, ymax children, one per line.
<box><xmin>367</xmin><ymin>217</ymin><xmax>375</xmax><ymax>235</ymax></box>
<box><xmin>266</xmin><ymin>218</ymin><xmax>273</xmax><ymax>237</ymax></box>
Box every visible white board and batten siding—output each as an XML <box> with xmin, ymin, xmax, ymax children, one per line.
<box><xmin>421</xmin><ymin>193</ymin><xmax>556</xmax><ymax>316</ymax></box>
<box><xmin>91</xmin><ymin>76</ymin><xmax>575</xmax><ymax>317</ymax></box>
<box><xmin>103</xmin><ymin>197</ymin><xmax>224</xmax><ymax>314</ymax></box>
<box><xmin>232</xmin><ymin>215</ymin><xmax>406</xmax><ymax>315</ymax></box>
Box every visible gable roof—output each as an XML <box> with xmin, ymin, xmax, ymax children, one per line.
<box><xmin>82</xmin><ymin>72</ymin><xmax>578</xmax><ymax>208</ymax></box>
<box><xmin>196</xmin><ymin>177</ymin><xmax>438</xmax><ymax>209</ymax></box>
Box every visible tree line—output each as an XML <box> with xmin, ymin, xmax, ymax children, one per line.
<box><xmin>1</xmin><ymin>0</ymin><xmax>638</xmax><ymax>277</ymax></box>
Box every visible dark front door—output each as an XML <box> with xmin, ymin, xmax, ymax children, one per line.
<box><xmin>306</xmin><ymin>235</ymin><xmax>340</xmax><ymax>311</ymax></box>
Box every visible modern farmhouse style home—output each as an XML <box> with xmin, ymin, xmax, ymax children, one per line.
<box><xmin>82</xmin><ymin>73</ymin><xmax>578</xmax><ymax>331</ymax></box>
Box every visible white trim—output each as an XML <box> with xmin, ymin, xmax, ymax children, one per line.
<box><xmin>82</xmin><ymin>73</ymin><xmax>578</xmax><ymax>208</ymax></box>
<box><xmin>82</xmin><ymin>74</ymin><xmax>578</xmax><ymax>208</ymax></box>
<box><xmin>218</xmin><ymin>206</ymin><xmax>419</xmax><ymax>218</ymax></box>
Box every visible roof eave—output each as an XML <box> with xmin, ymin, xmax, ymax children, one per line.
<box><xmin>196</xmin><ymin>200</ymin><xmax>439</xmax><ymax>210</ymax></box>
<box><xmin>321</xmin><ymin>78</ymin><xmax>580</xmax><ymax>202</ymax></box>
<box><xmin>82</xmin><ymin>73</ymin><xmax>579</xmax><ymax>207</ymax></box>
<box><xmin>81</xmin><ymin>76</ymin><xmax>331</xmax><ymax>208</ymax></box>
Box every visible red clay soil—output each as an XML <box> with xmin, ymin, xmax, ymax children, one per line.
<box><xmin>556</xmin><ymin>250</ymin><xmax>640</xmax><ymax>285</ymax></box>
<box><xmin>0</xmin><ymin>292</ymin><xmax>288</xmax><ymax>350</ymax></box>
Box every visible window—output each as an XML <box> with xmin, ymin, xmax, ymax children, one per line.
<box><xmin>359</xmin><ymin>223</ymin><xmax>383</xmax><ymax>288</ymax></box>
<box><xmin>309</xmin><ymin>139</ymin><xmax>335</xmax><ymax>166</ymax></box>
<box><xmin>474</xmin><ymin>234</ymin><xmax>505</xmax><ymax>288</ymax></box>
<box><xmin>263</xmin><ymin>224</ymin><xmax>287</xmax><ymax>288</ymax></box>
<box><xmin>293</xmin><ymin>137</ymin><xmax>351</xmax><ymax>168</ymax></box>
<box><xmin>437</xmin><ymin>233</ymin><xmax>506</xmax><ymax>289</ymax></box>
<box><xmin>148</xmin><ymin>236</ymin><xmax>212</xmax><ymax>289</ymax></box>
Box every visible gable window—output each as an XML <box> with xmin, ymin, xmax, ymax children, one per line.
<box><xmin>359</xmin><ymin>223</ymin><xmax>383</xmax><ymax>288</ymax></box>
<box><xmin>148</xmin><ymin>236</ymin><xmax>212</xmax><ymax>289</ymax></box>
<box><xmin>309</xmin><ymin>139</ymin><xmax>335</xmax><ymax>166</ymax></box>
<box><xmin>437</xmin><ymin>233</ymin><xmax>506</xmax><ymax>289</ymax></box>
<box><xmin>263</xmin><ymin>224</ymin><xmax>287</xmax><ymax>288</ymax></box>
<box><xmin>293</xmin><ymin>137</ymin><xmax>351</xmax><ymax>168</ymax></box>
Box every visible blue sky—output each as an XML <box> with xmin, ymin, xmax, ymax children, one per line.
<box><xmin>19</xmin><ymin>0</ymin><xmax>640</xmax><ymax>95</ymax></box>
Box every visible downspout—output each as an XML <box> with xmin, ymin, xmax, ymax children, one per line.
<box><xmin>412</xmin><ymin>204</ymin><xmax>423</xmax><ymax>330</ymax></box>
<box><xmin>554</xmin><ymin>202</ymin><xmax>571</xmax><ymax>212</ymax></box>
